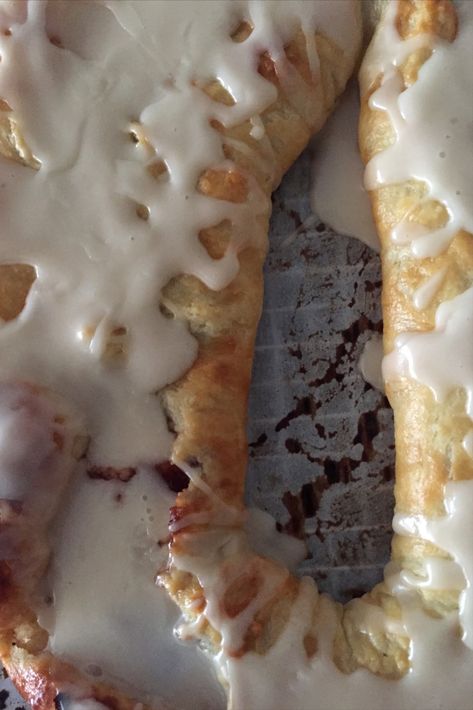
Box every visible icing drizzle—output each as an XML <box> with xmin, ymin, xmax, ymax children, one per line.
<box><xmin>0</xmin><ymin>0</ymin><xmax>356</xmax><ymax>468</ymax></box>
<box><xmin>177</xmin><ymin>2</ymin><xmax>473</xmax><ymax>707</ymax></box>
<box><xmin>1</xmin><ymin>0</ymin><xmax>472</xmax><ymax>708</ymax></box>
<box><xmin>0</xmin><ymin>0</ymin><xmax>361</xmax><ymax>706</ymax></box>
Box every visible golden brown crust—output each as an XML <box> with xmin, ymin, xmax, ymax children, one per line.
<box><xmin>349</xmin><ymin>0</ymin><xmax>471</xmax><ymax>676</ymax></box>
<box><xmin>0</xmin><ymin>15</ymin><xmax>360</xmax><ymax>710</ymax></box>
<box><xmin>359</xmin><ymin>0</ymin><xmax>467</xmax><ymax>515</ymax></box>
<box><xmin>161</xmin><ymin>24</ymin><xmax>361</xmax><ymax>671</ymax></box>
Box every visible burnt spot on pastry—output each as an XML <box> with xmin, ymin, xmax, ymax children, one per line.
<box><xmin>0</xmin><ymin>264</ymin><xmax>36</xmax><ymax>322</ymax></box>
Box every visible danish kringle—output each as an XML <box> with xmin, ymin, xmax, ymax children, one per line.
<box><xmin>2</xmin><ymin>1</ymin><xmax>472</xmax><ymax>709</ymax></box>
<box><xmin>0</xmin><ymin>1</ymin><xmax>361</xmax><ymax>709</ymax></box>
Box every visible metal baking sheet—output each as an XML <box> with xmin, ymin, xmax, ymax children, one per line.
<box><xmin>246</xmin><ymin>146</ymin><xmax>394</xmax><ymax>603</ymax></box>
<box><xmin>0</xmin><ymin>145</ymin><xmax>395</xmax><ymax>708</ymax></box>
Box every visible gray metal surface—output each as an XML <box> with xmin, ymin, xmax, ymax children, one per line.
<box><xmin>1</xmin><ymin>146</ymin><xmax>395</xmax><ymax>707</ymax></box>
<box><xmin>246</xmin><ymin>147</ymin><xmax>394</xmax><ymax>603</ymax></box>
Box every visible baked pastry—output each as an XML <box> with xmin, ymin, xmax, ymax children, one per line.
<box><xmin>359</xmin><ymin>0</ymin><xmax>473</xmax><ymax>653</ymax></box>
<box><xmin>3</xmin><ymin>1</ymin><xmax>470</xmax><ymax>708</ymax></box>
<box><xmin>167</xmin><ymin>1</ymin><xmax>473</xmax><ymax>708</ymax></box>
<box><xmin>0</xmin><ymin>1</ymin><xmax>361</xmax><ymax>708</ymax></box>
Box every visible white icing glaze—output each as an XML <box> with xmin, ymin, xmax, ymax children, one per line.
<box><xmin>363</xmin><ymin>0</ymin><xmax>473</xmax><ymax>258</ymax></box>
<box><xmin>39</xmin><ymin>468</ymin><xmax>225</xmax><ymax>709</ymax></box>
<box><xmin>344</xmin><ymin>596</ymin><xmax>404</xmax><ymax>636</ymax></box>
<box><xmin>395</xmin><ymin>556</ymin><xmax>466</xmax><ymax>592</ymax></box>
<box><xmin>311</xmin><ymin>81</ymin><xmax>380</xmax><ymax>252</ymax></box>
<box><xmin>393</xmin><ymin>480</ymin><xmax>473</xmax><ymax>649</ymax></box>
<box><xmin>226</xmin><ymin>575</ymin><xmax>473</xmax><ymax>710</ymax></box>
<box><xmin>463</xmin><ymin>430</ymin><xmax>473</xmax><ymax>458</ymax></box>
<box><xmin>383</xmin><ymin>286</ymin><xmax>473</xmax><ymax>418</ymax></box>
<box><xmin>358</xmin><ymin>333</ymin><xmax>384</xmax><ymax>392</ymax></box>
<box><xmin>245</xmin><ymin>507</ymin><xmax>307</xmax><ymax>573</ymax></box>
<box><xmin>179</xmin><ymin>3</ymin><xmax>473</xmax><ymax>705</ymax></box>
<box><xmin>0</xmin><ymin>382</ymin><xmax>81</xmax><ymax>503</ymax></box>
<box><xmin>412</xmin><ymin>267</ymin><xmax>447</xmax><ymax>310</ymax></box>
<box><xmin>359</xmin><ymin>1</ymin><xmax>430</xmax><ymax>96</ymax></box>
<box><xmin>206</xmin><ymin>2</ymin><xmax>473</xmax><ymax>705</ymax></box>
<box><xmin>0</xmin><ymin>0</ymin><xmax>359</xmax><ymax>469</ymax></box>
<box><xmin>2</xmin><ymin>0</ymin><xmax>471</xmax><ymax>708</ymax></box>
<box><xmin>172</xmin><ymin>524</ymin><xmax>290</xmax><ymax>655</ymax></box>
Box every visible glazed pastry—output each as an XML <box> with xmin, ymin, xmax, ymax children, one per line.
<box><xmin>3</xmin><ymin>1</ymin><xmax>471</xmax><ymax>709</ymax></box>
<box><xmin>358</xmin><ymin>0</ymin><xmax>473</xmax><ymax>649</ymax></box>
<box><xmin>0</xmin><ymin>1</ymin><xmax>361</xmax><ymax>708</ymax></box>
<box><xmin>169</xmin><ymin>1</ymin><xmax>473</xmax><ymax>708</ymax></box>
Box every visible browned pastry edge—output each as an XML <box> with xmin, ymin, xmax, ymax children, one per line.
<box><xmin>163</xmin><ymin>0</ymin><xmax>469</xmax><ymax>686</ymax></box>
<box><xmin>0</xmin><ymin>15</ymin><xmax>360</xmax><ymax>710</ymax></box>
<box><xmin>338</xmin><ymin>0</ymin><xmax>472</xmax><ymax>678</ymax></box>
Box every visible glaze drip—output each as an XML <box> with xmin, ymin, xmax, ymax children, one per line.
<box><xmin>0</xmin><ymin>0</ymin><xmax>361</xmax><ymax>706</ymax></box>
<box><xmin>0</xmin><ymin>0</ymin><xmax>353</xmax><ymax>468</ymax></box>
<box><xmin>363</xmin><ymin>1</ymin><xmax>473</xmax><ymax>257</ymax></box>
